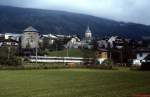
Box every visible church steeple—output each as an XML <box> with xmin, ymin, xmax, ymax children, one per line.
<box><xmin>86</xmin><ymin>26</ymin><xmax>91</xmax><ymax>33</ymax></box>
<box><xmin>85</xmin><ymin>26</ymin><xmax>92</xmax><ymax>42</ymax></box>
<box><xmin>85</xmin><ymin>26</ymin><xmax>92</xmax><ymax>38</ymax></box>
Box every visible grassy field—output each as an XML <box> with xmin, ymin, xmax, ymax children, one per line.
<box><xmin>0</xmin><ymin>68</ymin><xmax>150</xmax><ymax>97</ymax></box>
<box><xmin>47</xmin><ymin>49</ymin><xmax>96</xmax><ymax>57</ymax></box>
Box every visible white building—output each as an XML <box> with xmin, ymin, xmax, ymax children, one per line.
<box><xmin>108</xmin><ymin>36</ymin><xmax>118</xmax><ymax>48</ymax></box>
<box><xmin>21</xmin><ymin>26</ymin><xmax>40</xmax><ymax>49</ymax></box>
<box><xmin>4</xmin><ymin>33</ymin><xmax>21</xmax><ymax>41</ymax></box>
<box><xmin>108</xmin><ymin>36</ymin><xmax>124</xmax><ymax>49</ymax></box>
<box><xmin>133</xmin><ymin>52</ymin><xmax>150</xmax><ymax>66</ymax></box>
<box><xmin>66</xmin><ymin>36</ymin><xmax>81</xmax><ymax>48</ymax></box>
<box><xmin>97</xmin><ymin>39</ymin><xmax>108</xmax><ymax>49</ymax></box>
<box><xmin>43</xmin><ymin>34</ymin><xmax>57</xmax><ymax>39</ymax></box>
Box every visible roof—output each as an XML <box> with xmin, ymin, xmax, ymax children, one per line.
<box><xmin>5</xmin><ymin>33</ymin><xmax>21</xmax><ymax>37</ymax></box>
<box><xmin>0</xmin><ymin>39</ymin><xmax>18</xmax><ymax>43</ymax></box>
<box><xmin>85</xmin><ymin>26</ymin><xmax>92</xmax><ymax>34</ymax></box>
<box><xmin>23</xmin><ymin>26</ymin><xmax>38</xmax><ymax>32</ymax></box>
<box><xmin>43</xmin><ymin>34</ymin><xmax>57</xmax><ymax>39</ymax></box>
<box><xmin>136</xmin><ymin>47</ymin><xmax>150</xmax><ymax>52</ymax></box>
<box><xmin>98</xmin><ymin>48</ymin><xmax>109</xmax><ymax>52</ymax></box>
<box><xmin>145</xmin><ymin>54</ymin><xmax>150</xmax><ymax>60</ymax></box>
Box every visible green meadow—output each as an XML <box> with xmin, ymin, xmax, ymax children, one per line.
<box><xmin>47</xmin><ymin>49</ymin><xmax>95</xmax><ymax>57</ymax></box>
<box><xmin>0</xmin><ymin>68</ymin><xmax>150</xmax><ymax>97</ymax></box>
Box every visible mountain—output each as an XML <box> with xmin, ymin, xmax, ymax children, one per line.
<box><xmin>0</xmin><ymin>5</ymin><xmax>150</xmax><ymax>40</ymax></box>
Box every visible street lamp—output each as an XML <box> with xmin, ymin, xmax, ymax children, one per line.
<box><xmin>35</xmin><ymin>47</ymin><xmax>38</xmax><ymax>64</ymax></box>
<box><xmin>8</xmin><ymin>46</ymin><xmax>11</xmax><ymax>60</ymax></box>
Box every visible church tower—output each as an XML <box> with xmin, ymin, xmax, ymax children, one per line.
<box><xmin>85</xmin><ymin>26</ymin><xmax>92</xmax><ymax>42</ymax></box>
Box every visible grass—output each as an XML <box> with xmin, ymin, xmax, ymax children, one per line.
<box><xmin>0</xmin><ymin>68</ymin><xmax>150</xmax><ymax>97</ymax></box>
<box><xmin>23</xmin><ymin>63</ymin><xmax>67</xmax><ymax>69</ymax></box>
<box><xmin>47</xmin><ymin>49</ymin><xmax>96</xmax><ymax>57</ymax></box>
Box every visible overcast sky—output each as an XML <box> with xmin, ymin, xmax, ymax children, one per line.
<box><xmin>0</xmin><ymin>0</ymin><xmax>150</xmax><ymax>25</ymax></box>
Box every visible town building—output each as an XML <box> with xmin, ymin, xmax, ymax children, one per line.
<box><xmin>97</xmin><ymin>39</ymin><xmax>108</xmax><ymax>49</ymax></box>
<box><xmin>0</xmin><ymin>38</ymin><xmax>18</xmax><ymax>46</ymax></box>
<box><xmin>132</xmin><ymin>48</ymin><xmax>150</xmax><ymax>70</ymax></box>
<box><xmin>108</xmin><ymin>36</ymin><xmax>125</xmax><ymax>49</ymax></box>
<box><xmin>4</xmin><ymin>33</ymin><xmax>21</xmax><ymax>41</ymax></box>
<box><xmin>21</xmin><ymin>26</ymin><xmax>40</xmax><ymax>49</ymax></box>
<box><xmin>66</xmin><ymin>36</ymin><xmax>81</xmax><ymax>48</ymax></box>
<box><xmin>42</xmin><ymin>34</ymin><xmax>58</xmax><ymax>45</ymax></box>
<box><xmin>96</xmin><ymin>49</ymin><xmax>109</xmax><ymax>64</ymax></box>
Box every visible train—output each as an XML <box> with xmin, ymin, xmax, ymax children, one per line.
<box><xmin>29</xmin><ymin>56</ymin><xmax>93</xmax><ymax>63</ymax></box>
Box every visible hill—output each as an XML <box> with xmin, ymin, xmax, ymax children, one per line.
<box><xmin>0</xmin><ymin>6</ymin><xmax>150</xmax><ymax>39</ymax></box>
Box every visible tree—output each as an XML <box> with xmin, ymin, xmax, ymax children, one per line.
<box><xmin>0</xmin><ymin>46</ymin><xmax>22</xmax><ymax>66</ymax></box>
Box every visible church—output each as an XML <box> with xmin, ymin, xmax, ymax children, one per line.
<box><xmin>84</xmin><ymin>26</ymin><xmax>93</xmax><ymax>43</ymax></box>
<box><xmin>81</xmin><ymin>26</ymin><xmax>93</xmax><ymax>49</ymax></box>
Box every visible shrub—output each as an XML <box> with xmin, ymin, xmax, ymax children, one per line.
<box><xmin>92</xmin><ymin>59</ymin><xmax>114</xmax><ymax>70</ymax></box>
<box><xmin>0</xmin><ymin>46</ymin><xmax>22</xmax><ymax>66</ymax></box>
<box><xmin>102</xmin><ymin>59</ymin><xmax>114</xmax><ymax>66</ymax></box>
<box><xmin>4</xmin><ymin>57</ymin><xmax>22</xmax><ymax>66</ymax></box>
<box><xmin>130</xmin><ymin>65</ymin><xmax>141</xmax><ymax>70</ymax></box>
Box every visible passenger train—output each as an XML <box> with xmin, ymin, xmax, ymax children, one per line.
<box><xmin>29</xmin><ymin>56</ymin><xmax>93</xmax><ymax>63</ymax></box>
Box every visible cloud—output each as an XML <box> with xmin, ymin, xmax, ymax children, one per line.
<box><xmin>0</xmin><ymin>0</ymin><xmax>150</xmax><ymax>25</ymax></box>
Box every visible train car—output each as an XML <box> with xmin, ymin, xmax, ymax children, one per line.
<box><xmin>29</xmin><ymin>56</ymin><xmax>93</xmax><ymax>63</ymax></box>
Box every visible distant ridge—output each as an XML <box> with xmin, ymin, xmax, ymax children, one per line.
<box><xmin>0</xmin><ymin>5</ymin><xmax>150</xmax><ymax>40</ymax></box>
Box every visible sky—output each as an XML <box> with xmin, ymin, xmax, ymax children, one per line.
<box><xmin>0</xmin><ymin>0</ymin><xmax>150</xmax><ymax>25</ymax></box>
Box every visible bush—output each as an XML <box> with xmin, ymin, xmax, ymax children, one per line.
<box><xmin>130</xmin><ymin>66</ymin><xmax>140</xmax><ymax>70</ymax></box>
<box><xmin>91</xmin><ymin>59</ymin><xmax>114</xmax><ymax>70</ymax></box>
<box><xmin>0</xmin><ymin>57</ymin><xmax>22</xmax><ymax>66</ymax></box>
<box><xmin>102</xmin><ymin>59</ymin><xmax>114</xmax><ymax>66</ymax></box>
<box><xmin>0</xmin><ymin>46</ymin><xmax>22</xmax><ymax>66</ymax></box>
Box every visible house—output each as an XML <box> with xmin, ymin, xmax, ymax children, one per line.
<box><xmin>66</xmin><ymin>36</ymin><xmax>81</xmax><ymax>49</ymax></box>
<box><xmin>97</xmin><ymin>39</ymin><xmax>108</xmax><ymax>49</ymax></box>
<box><xmin>0</xmin><ymin>38</ymin><xmax>19</xmax><ymax>46</ymax></box>
<box><xmin>108</xmin><ymin>36</ymin><xmax>117</xmax><ymax>48</ymax></box>
<box><xmin>108</xmin><ymin>36</ymin><xmax>125</xmax><ymax>49</ymax></box>
<box><xmin>132</xmin><ymin>48</ymin><xmax>150</xmax><ymax>70</ymax></box>
<box><xmin>42</xmin><ymin>33</ymin><xmax>58</xmax><ymax>45</ymax></box>
<box><xmin>21</xmin><ymin>26</ymin><xmax>40</xmax><ymax>49</ymax></box>
<box><xmin>4</xmin><ymin>33</ymin><xmax>21</xmax><ymax>41</ymax></box>
<box><xmin>0</xmin><ymin>33</ymin><xmax>21</xmax><ymax>47</ymax></box>
<box><xmin>96</xmin><ymin>49</ymin><xmax>109</xmax><ymax>64</ymax></box>
<box><xmin>56</xmin><ymin>34</ymin><xmax>71</xmax><ymax>40</ymax></box>
<box><xmin>43</xmin><ymin>33</ymin><xmax>57</xmax><ymax>39</ymax></box>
